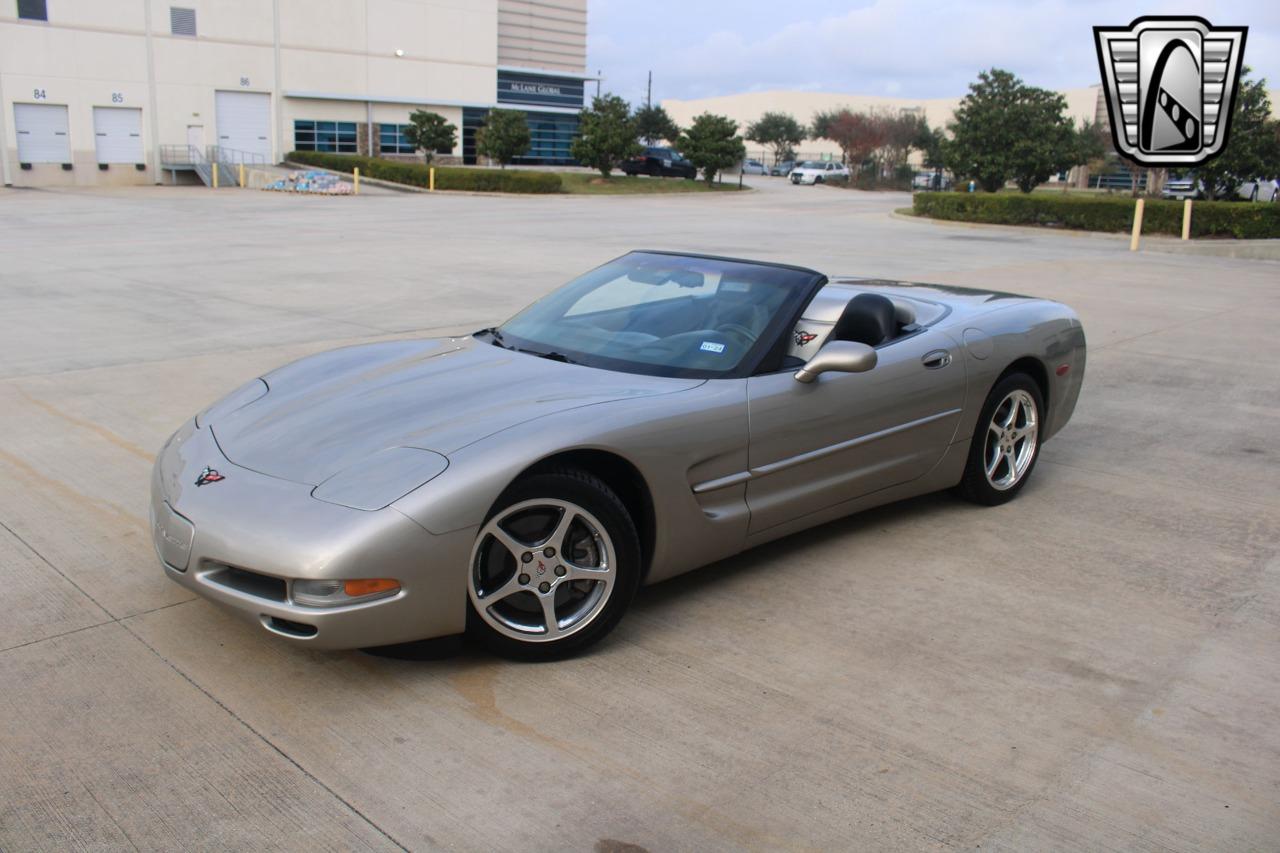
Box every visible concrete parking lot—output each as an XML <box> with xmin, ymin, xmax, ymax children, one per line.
<box><xmin>1</xmin><ymin>178</ymin><xmax>1277</xmax><ymax>851</ymax></box>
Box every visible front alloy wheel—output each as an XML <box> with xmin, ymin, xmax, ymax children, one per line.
<box><xmin>467</xmin><ymin>469</ymin><xmax>639</xmax><ymax>659</ymax></box>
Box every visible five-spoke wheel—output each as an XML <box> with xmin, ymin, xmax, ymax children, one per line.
<box><xmin>466</xmin><ymin>469</ymin><xmax>639</xmax><ymax>660</ymax></box>
<box><xmin>957</xmin><ymin>373</ymin><xmax>1044</xmax><ymax>505</ymax></box>
<box><xmin>983</xmin><ymin>388</ymin><xmax>1038</xmax><ymax>491</ymax></box>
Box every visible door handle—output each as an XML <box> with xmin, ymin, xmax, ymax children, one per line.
<box><xmin>922</xmin><ymin>349</ymin><xmax>952</xmax><ymax>369</ymax></box>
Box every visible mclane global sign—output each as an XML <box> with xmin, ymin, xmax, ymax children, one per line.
<box><xmin>512</xmin><ymin>81</ymin><xmax>562</xmax><ymax>97</ymax></box>
<box><xmin>497</xmin><ymin>70</ymin><xmax>584</xmax><ymax>110</ymax></box>
<box><xmin>1094</xmin><ymin>16</ymin><xmax>1247</xmax><ymax>167</ymax></box>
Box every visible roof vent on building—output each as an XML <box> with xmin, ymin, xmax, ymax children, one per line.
<box><xmin>17</xmin><ymin>0</ymin><xmax>49</xmax><ymax>21</ymax></box>
<box><xmin>170</xmin><ymin>7</ymin><xmax>197</xmax><ymax>37</ymax></box>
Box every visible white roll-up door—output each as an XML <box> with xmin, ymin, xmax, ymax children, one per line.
<box><xmin>214</xmin><ymin>91</ymin><xmax>271</xmax><ymax>160</ymax></box>
<box><xmin>15</xmin><ymin>103</ymin><xmax>71</xmax><ymax>163</ymax></box>
<box><xmin>93</xmin><ymin>106</ymin><xmax>144</xmax><ymax>163</ymax></box>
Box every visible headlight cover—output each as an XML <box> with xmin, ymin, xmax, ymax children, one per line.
<box><xmin>311</xmin><ymin>447</ymin><xmax>449</xmax><ymax>511</ymax></box>
<box><xmin>196</xmin><ymin>378</ymin><xmax>269</xmax><ymax>428</ymax></box>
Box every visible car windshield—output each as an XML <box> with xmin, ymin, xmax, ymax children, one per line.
<box><xmin>492</xmin><ymin>252</ymin><xmax>820</xmax><ymax>379</ymax></box>
<box><xmin>798</xmin><ymin>161</ymin><xmax>824</xmax><ymax>169</ymax></box>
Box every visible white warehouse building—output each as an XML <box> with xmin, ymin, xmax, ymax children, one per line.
<box><xmin>0</xmin><ymin>0</ymin><xmax>590</xmax><ymax>187</ymax></box>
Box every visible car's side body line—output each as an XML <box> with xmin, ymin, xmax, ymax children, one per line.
<box><xmin>692</xmin><ymin>407</ymin><xmax>963</xmax><ymax>494</ymax></box>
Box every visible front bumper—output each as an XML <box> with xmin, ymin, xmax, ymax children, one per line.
<box><xmin>150</xmin><ymin>420</ymin><xmax>474</xmax><ymax>649</ymax></box>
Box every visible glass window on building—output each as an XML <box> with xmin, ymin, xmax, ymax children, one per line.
<box><xmin>379</xmin><ymin>124</ymin><xmax>416</xmax><ymax>155</ymax></box>
<box><xmin>379</xmin><ymin>123</ymin><xmax>453</xmax><ymax>156</ymax></box>
<box><xmin>294</xmin><ymin>120</ymin><xmax>358</xmax><ymax>153</ymax></box>
<box><xmin>18</xmin><ymin>0</ymin><xmax>48</xmax><ymax>20</ymax></box>
<box><xmin>462</xmin><ymin>109</ymin><xmax>578</xmax><ymax>167</ymax></box>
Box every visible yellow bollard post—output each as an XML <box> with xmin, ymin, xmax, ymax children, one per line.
<box><xmin>429</xmin><ymin>167</ymin><xmax>435</xmax><ymax>191</ymax></box>
<box><xmin>212</xmin><ymin>161</ymin><xmax>218</xmax><ymax>188</ymax></box>
<box><xmin>1129</xmin><ymin>197</ymin><xmax>1144</xmax><ymax>251</ymax></box>
<box><xmin>1181</xmin><ymin>198</ymin><xmax>1193</xmax><ymax>240</ymax></box>
<box><xmin>239</xmin><ymin>163</ymin><xmax>245</xmax><ymax>188</ymax></box>
<box><xmin>354</xmin><ymin>167</ymin><xmax>360</xmax><ymax>195</ymax></box>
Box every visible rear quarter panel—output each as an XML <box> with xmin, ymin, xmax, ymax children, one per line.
<box><xmin>940</xmin><ymin>300</ymin><xmax>1085</xmax><ymax>445</ymax></box>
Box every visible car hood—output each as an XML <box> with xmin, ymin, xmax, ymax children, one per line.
<box><xmin>209</xmin><ymin>336</ymin><xmax>703</xmax><ymax>485</ymax></box>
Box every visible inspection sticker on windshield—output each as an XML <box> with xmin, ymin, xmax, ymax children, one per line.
<box><xmin>700</xmin><ymin>341</ymin><xmax>726</xmax><ymax>354</ymax></box>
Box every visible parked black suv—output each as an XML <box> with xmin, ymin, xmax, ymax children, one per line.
<box><xmin>620</xmin><ymin>147</ymin><xmax>697</xmax><ymax>179</ymax></box>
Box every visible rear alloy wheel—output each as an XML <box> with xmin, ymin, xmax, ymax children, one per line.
<box><xmin>956</xmin><ymin>373</ymin><xmax>1044</xmax><ymax>506</ymax></box>
<box><xmin>467</xmin><ymin>470</ymin><xmax>639</xmax><ymax>660</ymax></box>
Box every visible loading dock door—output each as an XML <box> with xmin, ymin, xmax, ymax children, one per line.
<box><xmin>14</xmin><ymin>103</ymin><xmax>71</xmax><ymax>163</ymax></box>
<box><xmin>93</xmin><ymin>106</ymin><xmax>144</xmax><ymax>163</ymax></box>
<box><xmin>214</xmin><ymin>91</ymin><xmax>271</xmax><ymax>160</ymax></box>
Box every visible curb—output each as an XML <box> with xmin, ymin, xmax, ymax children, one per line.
<box><xmin>889</xmin><ymin>209</ymin><xmax>1280</xmax><ymax>260</ymax></box>
<box><xmin>280</xmin><ymin>161</ymin><xmax>756</xmax><ymax>199</ymax></box>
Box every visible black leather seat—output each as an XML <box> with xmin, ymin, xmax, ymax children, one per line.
<box><xmin>832</xmin><ymin>293</ymin><xmax>898</xmax><ymax>347</ymax></box>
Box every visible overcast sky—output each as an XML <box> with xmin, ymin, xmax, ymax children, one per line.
<box><xmin>586</xmin><ymin>0</ymin><xmax>1280</xmax><ymax>106</ymax></box>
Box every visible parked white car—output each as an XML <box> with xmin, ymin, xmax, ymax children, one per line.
<box><xmin>1162</xmin><ymin>175</ymin><xmax>1278</xmax><ymax>201</ymax></box>
<box><xmin>790</xmin><ymin>161</ymin><xmax>850</xmax><ymax>185</ymax></box>
<box><xmin>912</xmin><ymin>170</ymin><xmax>952</xmax><ymax>191</ymax></box>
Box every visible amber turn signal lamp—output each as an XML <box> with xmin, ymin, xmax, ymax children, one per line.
<box><xmin>344</xmin><ymin>578</ymin><xmax>401</xmax><ymax>597</ymax></box>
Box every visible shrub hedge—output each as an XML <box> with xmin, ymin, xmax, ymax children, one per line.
<box><xmin>912</xmin><ymin>191</ymin><xmax>1280</xmax><ymax>239</ymax></box>
<box><xmin>285</xmin><ymin>151</ymin><xmax>563</xmax><ymax>193</ymax></box>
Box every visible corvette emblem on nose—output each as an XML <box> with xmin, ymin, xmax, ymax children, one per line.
<box><xmin>195</xmin><ymin>466</ymin><xmax>225</xmax><ymax>486</ymax></box>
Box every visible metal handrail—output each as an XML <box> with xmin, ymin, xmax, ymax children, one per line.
<box><xmin>159</xmin><ymin>144</ymin><xmax>202</xmax><ymax>166</ymax></box>
<box><xmin>208</xmin><ymin>145</ymin><xmax>268</xmax><ymax>167</ymax></box>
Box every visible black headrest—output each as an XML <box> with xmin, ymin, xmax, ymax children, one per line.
<box><xmin>832</xmin><ymin>293</ymin><xmax>897</xmax><ymax>347</ymax></box>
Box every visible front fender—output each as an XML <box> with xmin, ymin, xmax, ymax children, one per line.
<box><xmin>392</xmin><ymin>380</ymin><xmax>753</xmax><ymax>584</ymax></box>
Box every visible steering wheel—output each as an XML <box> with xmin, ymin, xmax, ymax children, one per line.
<box><xmin>714</xmin><ymin>323</ymin><xmax>757</xmax><ymax>345</ymax></box>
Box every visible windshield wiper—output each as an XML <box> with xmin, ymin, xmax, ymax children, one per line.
<box><xmin>527</xmin><ymin>349</ymin><xmax>576</xmax><ymax>364</ymax></box>
<box><xmin>480</xmin><ymin>328</ymin><xmax>575</xmax><ymax>364</ymax></box>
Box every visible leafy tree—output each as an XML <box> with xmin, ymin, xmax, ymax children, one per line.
<box><xmin>633</xmin><ymin>104</ymin><xmax>680</xmax><ymax>145</ymax></box>
<box><xmin>914</xmin><ymin>122</ymin><xmax>946</xmax><ymax>168</ymax></box>
<box><xmin>745</xmin><ymin>111</ymin><xmax>806</xmax><ymax>166</ymax></box>
<box><xmin>1072</xmin><ymin>119</ymin><xmax>1108</xmax><ymax>167</ymax></box>
<box><xmin>812</xmin><ymin>109</ymin><xmax>886</xmax><ymax>170</ymax></box>
<box><xmin>876</xmin><ymin>109</ymin><xmax>925</xmax><ymax>175</ymax></box>
<box><xmin>476</xmin><ymin>109</ymin><xmax>530</xmax><ymax>168</ymax></box>
<box><xmin>1193</xmin><ymin>70</ymin><xmax>1280</xmax><ymax>200</ymax></box>
<box><xmin>678</xmin><ymin>113</ymin><xmax>745</xmax><ymax>183</ymax></box>
<box><xmin>913</xmin><ymin>121</ymin><xmax>947</xmax><ymax>189</ymax></box>
<box><xmin>400</xmin><ymin>110</ymin><xmax>457</xmax><ymax>166</ymax></box>
<box><xmin>571</xmin><ymin>94</ymin><xmax>643</xmax><ymax>177</ymax></box>
<box><xmin>1066</xmin><ymin>118</ymin><xmax>1109</xmax><ymax>190</ymax></box>
<box><xmin>945</xmin><ymin>68</ymin><xmax>1077</xmax><ymax>192</ymax></box>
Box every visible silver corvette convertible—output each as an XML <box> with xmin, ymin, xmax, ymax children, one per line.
<box><xmin>151</xmin><ymin>252</ymin><xmax>1085</xmax><ymax>659</ymax></box>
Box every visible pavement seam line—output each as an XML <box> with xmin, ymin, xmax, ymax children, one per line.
<box><xmin>0</xmin><ymin>594</ymin><xmax>198</xmax><ymax>655</ymax></box>
<box><xmin>0</xmin><ymin>518</ymin><xmax>116</xmax><ymax>622</ymax></box>
<box><xmin>115</xmin><ymin>619</ymin><xmax>411</xmax><ymax>852</ymax></box>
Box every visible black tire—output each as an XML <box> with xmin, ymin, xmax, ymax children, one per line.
<box><xmin>955</xmin><ymin>372</ymin><xmax>1045</xmax><ymax>506</ymax></box>
<box><xmin>466</xmin><ymin>468</ymin><xmax>640</xmax><ymax>661</ymax></box>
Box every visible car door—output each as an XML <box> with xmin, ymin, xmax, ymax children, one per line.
<box><xmin>744</xmin><ymin>329</ymin><xmax>964</xmax><ymax>534</ymax></box>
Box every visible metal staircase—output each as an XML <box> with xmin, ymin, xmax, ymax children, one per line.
<box><xmin>159</xmin><ymin>144</ymin><xmax>265</xmax><ymax>187</ymax></box>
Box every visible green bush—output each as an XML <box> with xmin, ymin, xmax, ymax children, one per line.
<box><xmin>912</xmin><ymin>191</ymin><xmax>1280</xmax><ymax>239</ymax></box>
<box><xmin>285</xmin><ymin>151</ymin><xmax>562</xmax><ymax>193</ymax></box>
